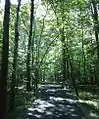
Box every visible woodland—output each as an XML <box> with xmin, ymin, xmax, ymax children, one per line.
<box><xmin>0</xmin><ymin>0</ymin><xmax>99</xmax><ymax>119</ymax></box>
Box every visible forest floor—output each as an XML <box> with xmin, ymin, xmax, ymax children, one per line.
<box><xmin>78</xmin><ymin>85</ymin><xmax>99</xmax><ymax>119</ymax></box>
<box><xmin>9</xmin><ymin>83</ymin><xmax>88</xmax><ymax>119</ymax></box>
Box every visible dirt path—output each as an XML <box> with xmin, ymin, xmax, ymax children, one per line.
<box><xmin>19</xmin><ymin>84</ymin><xmax>87</xmax><ymax>119</ymax></box>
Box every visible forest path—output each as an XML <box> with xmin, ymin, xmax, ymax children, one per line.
<box><xmin>20</xmin><ymin>84</ymin><xmax>87</xmax><ymax>119</ymax></box>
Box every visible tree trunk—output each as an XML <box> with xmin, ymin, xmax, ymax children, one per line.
<box><xmin>91</xmin><ymin>0</ymin><xmax>99</xmax><ymax>85</ymax></box>
<box><xmin>80</xmin><ymin>11</ymin><xmax>86</xmax><ymax>84</ymax></box>
<box><xmin>61</xmin><ymin>28</ymin><xmax>67</xmax><ymax>87</ymax></box>
<box><xmin>81</xmin><ymin>28</ymin><xmax>86</xmax><ymax>84</ymax></box>
<box><xmin>70</xmin><ymin>57</ymin><xmax>79</xmax><ymax>98</ymax></box>
<box><xmin>91</xmin><ymin>0</ymin><xmax>99</xmax><ymax>59</ymax></box>
<box><xmin>0</xmin><ymin>0</ymin><xmax>10</xmax><ymax>119</ymax></box>
<box><xmin>10</xmin><ymin>0</ymin><xmax>21</xmax><ymax>111</ymax></box>
<box><xmin>26</xmin><ymin>0</ymin><xmax>34</xmax><ymax>91</ymax></box>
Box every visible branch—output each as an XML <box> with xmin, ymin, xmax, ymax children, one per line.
<box><xmin>40</xmin><ymin>35</ymin><xmax>59</xmax><ymax>65</ymax></box>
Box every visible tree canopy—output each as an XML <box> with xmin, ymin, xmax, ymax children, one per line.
<box><xmin>0</xmin><ymin>0</ymin><xmax>99</xmax><ymax>119</ymax></box>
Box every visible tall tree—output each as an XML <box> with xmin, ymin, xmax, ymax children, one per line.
<box><xmin>26</xmin><ymin>0</ymin><xmax>34</xmax><ymax>91</ymax></box>
<box><xmin>80</xmin><ymin>11</ymin><xmax>86</xmax><ymax>83</ymax></box>
<box><xmin>91</xmin><ymin>0</ymin><xmax>99</xmax><ymax>84</ymax></box>
<box><xmin>10</xmin><ymin>0</ymin><xmax>21</xmax><ymax>110</ymax></box>
<box><xmin>91</xmin><ymin>0</ymin><xmax>99</xmax><ymax>59</ymax></box>
<box><xmin>0</xmin><ymin>0</ymin><xmax>10</xmax><ymax>119</ymax></box>
<box><xmin>60</xmin><ymin>1</ymin><xmax>67</xmax><ymax>87</ymax></box>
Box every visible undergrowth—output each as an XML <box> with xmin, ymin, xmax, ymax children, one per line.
<box><xmin>78</xmin><ymin>86</ymin><xmax>99</xmax><ymax>119</ymax></box>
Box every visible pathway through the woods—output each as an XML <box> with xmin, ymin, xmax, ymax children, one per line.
<box><xmin>19</xmin><ymin>84</ymin><xmax>87</xmax><ymax>119</ymax></box>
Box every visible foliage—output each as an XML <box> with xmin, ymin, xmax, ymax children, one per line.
<box><xmin>0</xmin><ymin>0</ymin><xmax>99</xmax><ymax>118</ymax></box>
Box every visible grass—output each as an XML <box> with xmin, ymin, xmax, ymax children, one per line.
<box><xmin>78</xmin><ymin>86</ymin><xmax>99</xmax><ymax>119</ymax></box>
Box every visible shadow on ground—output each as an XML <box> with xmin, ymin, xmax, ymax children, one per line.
<box><xmin>78</xmin><ymin>86</ymin><xmax>99</xmax><ymax>119</ymax></box>
<box><xmin>80</xmin><ymin>102</ymin><xmax>99</xmax><ymax>119</ymax></box>
<box><xmin>18</xmin><ymin>84</ymin><xmax>86</xmax><ymax>119</ymax></box>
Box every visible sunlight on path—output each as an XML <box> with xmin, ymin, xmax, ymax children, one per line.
<box><xmin>23</xmin><ymin>84</ymin><xmax>87</xmax><ymax>119</ymax></box>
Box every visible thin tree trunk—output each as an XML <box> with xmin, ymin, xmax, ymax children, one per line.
<box><xmin>31</xmin><ymin>19</ymin><xmax>35</xmax><ymax>86</ymax></box>
<box><xmin>10</xmin><ymin>0</ymin><xmax>21</xmax><ymax>111</ymax></box>
<box><xmin>26</xmin><ymin>0</ymin><xmax>34</xmax><ymax>91</ymax></box>
<box><xmin>79</xmin><ymin>9</ymin><xmax>86</xmax><ymax>84</ymax></box>
<box><xmin>91</xmin><ymin>0</ymin><xmax>99</xmax><ymax>85</ymax></box>
<box><xmin>0</xmin><ymin>0</ymin><xmax>10</xmax><ymax>119</ymax></box>
<box><xmin>91</xmin><ymin>0</ymin><xmax>99</xmax><ymax>59</ymax></box>
<box><xmin>61</xmin><ymin>28</ymin><xmax>66</xmax><ymax>87</ymax></box>
<box><xmin>81</xmin><ymin>27</ymin><xmax>86</xmax><ymax>84</ymax></box>
<box><xmin>34</xmin><ymin>7</ymin><xmax>48</xmax><ymax>90</ymax></box>
<box><xmin>70</xmin><ymin>57</ymin><xmax>79</xmax><ymax>98</ymax></box>
<box><xmin>61</xmin><ymin>1</ymin><xmax>67</xmax><ymax>87</ymax></box>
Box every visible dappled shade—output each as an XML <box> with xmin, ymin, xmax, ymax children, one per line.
<box><xmin>0</xmin><ymin>0</ymin><xmax>99</xmax><ymax>119</ymax></box>
<box><xmin>19</xmin><ymin>84</ymin><xmax>86</xmax><ymax>119</ymax></box>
